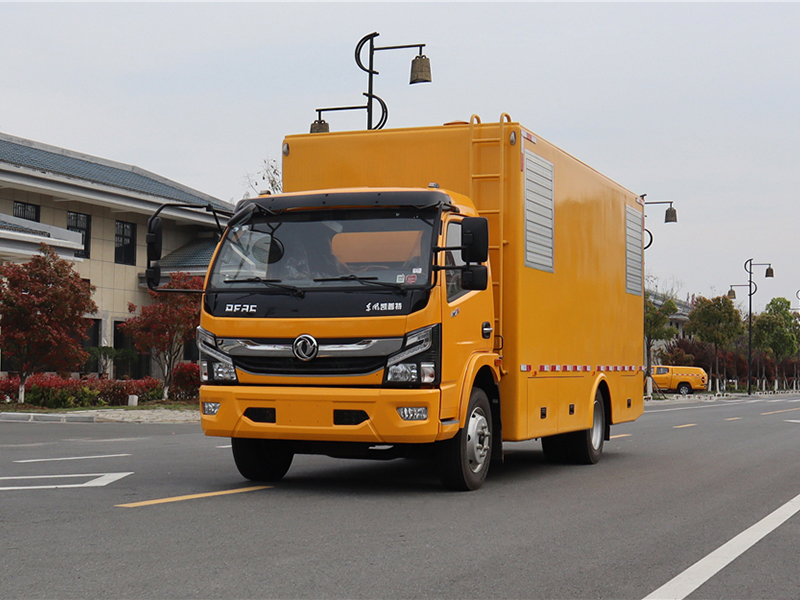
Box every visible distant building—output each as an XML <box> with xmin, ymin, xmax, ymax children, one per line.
<box><xmin>647</xmin><ymin>290</ymin><xmax>693</xmax><ymax>363</ymax></box>
<box><xmin>0</xmin><ymin>132</ymin><xmax>233</xmax><ymax>378</ymax></box>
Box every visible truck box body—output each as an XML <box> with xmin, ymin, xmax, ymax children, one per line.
<box><xmin>281</xmin><ymin>116</ymin><xmax>644</xmax><ymax>441</ymax></box>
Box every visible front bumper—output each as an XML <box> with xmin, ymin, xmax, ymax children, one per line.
<box><xmin>200</xmin><ymin>385</ymin><xmax>450</xmax><ymax>444</ymax></box>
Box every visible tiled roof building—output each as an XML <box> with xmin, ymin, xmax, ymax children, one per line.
<box><xmin>0</xmin><ymin>132</ymin><xmax>233</xmax><ymax>378</ymax></box>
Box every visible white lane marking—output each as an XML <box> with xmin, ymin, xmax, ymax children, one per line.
<box><xmin>14</xmin><ymin>453</ymin><xmax>130</xmax><ymax>463</ymax></box>
<box><xmin>643</xmin><ymin>490</ymin><xmax>800</xmax><ymax>600</ymax></box>
<box><xmin>767</xmin><ymin>399</ymin><xmax>786</xmax><ymax>403</ymax></box>
<box><xmin>789</xmin><ymin>398</ymin><xmax>800</xmax><ymax>403</ymax></box>
<box><xmin>61</xmin><ymin>438</ymin><xmax>149</xmax><ymax>443</ymax></box>
<box><xmin>216</xmin><ymin>445</ymin><xmax>232</xmax><ymax>449</ymax></box>
<box><xmin>646</xmin><ymin>404</ymin><xmax>732</xmax><ymax>414</ymax></box>
<box><xmin>0</xmin><ymin>472</ymin><xmax>133</xmax><ymax>491</ymax></box>
<box><xmin>0</xmin><ymin>442</ymin><xmax>57</xmax><ymax>449</ymax></box>
<box><xmin>785</xmin><ymin>420</ymin><xmax>800</xmax><ymax>424</ymax></box>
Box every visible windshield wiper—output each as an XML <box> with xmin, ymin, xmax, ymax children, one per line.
<box><xmin>313</xmin><ymin>274</ymin><xmax>407</xmax><ymax>295</ymax></box>
<box><xmin>222</xmin><ymin>277</ymin><xmax>305</xmax><ymax>298</ymax></box>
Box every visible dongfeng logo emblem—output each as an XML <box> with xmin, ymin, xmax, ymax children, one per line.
<box><xmin>293</xmin><ymin>334</ymin><xmax>318</xmax><ymax>361</ymax></box>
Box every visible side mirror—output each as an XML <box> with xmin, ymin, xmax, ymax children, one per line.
<box><xmin>146</xmin><ymin>216</ymin><xmax>163</xmax><ymax>262</ymax></box>
<box><xmin>461</xmin><ymin>217</ymin><xmax>489</xmax><ymax>264</ymax></box>
<box><xmin>145</xmin><ymin>262</ymin><xmax>161</xmax><ymax>290</ymax></box>
<box><xmin>268</xmin><ymin>237</ymin><xmax>285</xmax><ymax>264</ymax></box>
<box><xmin>461</xmin><ymin>265</ymin><xmax>488</xmax><ymax>291</ymax></box>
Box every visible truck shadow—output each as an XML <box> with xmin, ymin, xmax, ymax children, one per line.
<box><xmin>263</xmin><ymin>443</ymin><xmax>627</xmax><ymax>495</ymax></box>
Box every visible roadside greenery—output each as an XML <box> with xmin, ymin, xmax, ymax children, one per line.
<box><xmin>658</xmin><ymin>294</ymin><xmax>800</xmax><ymax>392</ymax></box>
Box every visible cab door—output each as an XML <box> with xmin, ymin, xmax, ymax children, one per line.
<box><xmin>652</xmin><ymin>366</ymin><xmax>671</xmax><ymax>390</ymax></box>
<box><xmin>437</xmin><ymin>216</ymin><xmax>494</xmax><ymax>421</ymax></box>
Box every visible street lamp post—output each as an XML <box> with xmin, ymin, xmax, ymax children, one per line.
<box><xmin>311</xmin><ymin>32</ymin><xmax>431</xmax><ymax>133</ymax></box>
<box><xmin>641</xmin><ymin>196</ymin><xmax>678</xmax><ymax>250</ymax></box>
<box><xmin>739</xmin><ymin>258</ymin><xmax>774</xmax><ymax>395</ymax></box>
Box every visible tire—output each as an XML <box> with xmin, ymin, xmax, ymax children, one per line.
<box><xmin>231</xmin><ymin>437</ymin><xmax>294</xmax><ymax>482</ymax></box>
<box><xmin>566</xmin><ymin>389</ymin><xmax>606</xmax><ymax>465</ymax></box>
<box><xmin>677</xmin><ymin>382</ymin><xmax>691</xmax><ymax>395</ymax></box>
<box><xmin>438</xmin><ymin>388</ymin><xmax>493</xmax><ymax>491</ymax></box>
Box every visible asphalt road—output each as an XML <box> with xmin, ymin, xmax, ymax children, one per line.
<box><xmin>1</xmin><ymin>394</ymin><xmax>799</xmax><ymax>599</ymax></box>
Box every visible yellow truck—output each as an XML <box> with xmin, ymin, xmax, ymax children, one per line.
<box><xmin>148</xmin><ymin>114</ymin><xmax>644</xmax><ymax>490</ymax></box>
<box><xmin>651</xmin><ymin>365</ymin><xmax>707</xmax><ymax>395</ymax></box>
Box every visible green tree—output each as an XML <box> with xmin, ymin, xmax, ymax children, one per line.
<box><xmin>644</xmin><ymin>292</ymin><xmax>678</xmax><ymax>378</ymax></box>
<box><xmin>686</xmin><ymin>295</ymin><xmax>744</xmax><ymax>392</ymax></box>
<box><xmin>757</xmin><ymin>298</ymin><xmax>798</xmax><ymax>389</ymax></box>
<box><xmin>0</xmin><ymin>244</ymin><xmax>97</xmax><ymax>403</ymax></box>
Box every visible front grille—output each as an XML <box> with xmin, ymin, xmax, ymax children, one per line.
<box><xmin>233</xmin><ymin>355</ymin><xmax>386</xmax><ymax>376</ymax></box>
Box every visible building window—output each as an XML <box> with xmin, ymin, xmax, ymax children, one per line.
<box><xmin>115</xmin><ymin>220</ymin><xmax>137</xmax><ymax>266</ymax></box>
<box><xmin>67</xmin><ymin>212</ymin><xmax>92</xmax><ymax>259</ymax></box>
<box><xmin>14</xmin><ymin>201</ymin><xmax>40</xmax><ymax>222</ymax></box>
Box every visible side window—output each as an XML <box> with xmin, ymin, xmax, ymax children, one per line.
<box><xmin>656</xmin><ymin>367</ymin><xmax>668</xmax><ymax>375</ymax></box>
<box><xmin>444</xmin><ymin>221</ymin><xmax>467</xmax><ymax>303</ymax></box>
<box><xmin>115</xmin><ymin>220</ymin><xmax>137</xmax><ymax>266</ymax></box>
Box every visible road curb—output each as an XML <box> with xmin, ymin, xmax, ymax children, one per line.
<box><xmin>0</xmin><ymin>412</ymin><xmax>97</xmax><ymax>423</ymax></box>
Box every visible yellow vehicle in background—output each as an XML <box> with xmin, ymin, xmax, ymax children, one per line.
<box><xmin>651</xmin><ymin>365</ymin><xmax>708</xmax><ymax>395</ymax></box>
<box><xmin>147</xmin><ymin>114</ymin><xmax>645</xmax><ymax>490</ymax></box>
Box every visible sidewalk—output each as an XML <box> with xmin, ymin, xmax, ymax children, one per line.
<box><xmin>0</xmin><ymin>407</ymin><xmax>200</xmax><ymax>424</ymax></box>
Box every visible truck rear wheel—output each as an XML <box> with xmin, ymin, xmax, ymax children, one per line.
<box><xmin>567</xmin><ymin>389</ymin><xmax>605</xmax><ymax>464</ymax></box>
<box><xmin>677</xmin><ymin>382</ymin><xmax>692</xmax><ymax>395</ymax></box>
<box><xmin>438</xmin><ymin>388</ymin><xmax>492</xmax><ymax>491</ymax></box>
<box><xmin>231</xmin><ymin>438</ymin><xmax>294</xmax><ymax>482</ymax></box>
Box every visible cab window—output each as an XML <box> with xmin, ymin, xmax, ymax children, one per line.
<box><xmin>656</xmin><ymin>367</ymin><xmax>669</xmax><ymax>375</ymax></box>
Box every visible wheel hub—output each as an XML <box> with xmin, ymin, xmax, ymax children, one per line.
<box><xmin>466</xmin><ymin>408</ymin><xmax>490</xmax><ymax>473</ymax></box>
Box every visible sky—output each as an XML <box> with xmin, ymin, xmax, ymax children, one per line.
<box><xmin>1</xmin><ymin>2</ymin><xmax>799</xmax><ymax>313</ymax></box>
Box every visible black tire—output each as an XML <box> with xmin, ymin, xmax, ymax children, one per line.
<box><xmin>677</xmin><ymin>382</ymin><xmax>692</xmax><ymax>395</ymax></box>
<box><xmin>566</xmin><ymin>389</ymin><xmax>606</xmax><ymax>465</ymax></box>
<box><xmin>231</xmin><ymin>437</ymin><xmax>294</xmax><ymax>482</ymax></box>
<box><xmin>438</xmin><ymin>388</ymin><xmax>493</xmax><ymax>491</ymax></box>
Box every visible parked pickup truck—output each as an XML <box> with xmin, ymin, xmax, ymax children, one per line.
<box><xmin>652</xmin><ymin>366</ymin><xmax>707</xmax><ymax>395</ymax></box>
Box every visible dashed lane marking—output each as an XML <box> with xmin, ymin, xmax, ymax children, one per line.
<box><xmin>725</xmin><ymin>417</ymin><xmax>741</xmax><ymax>421</ymax></box>
<box><xmin>610</xmin><ymin>434</ymin><xmax>631</xmax><ymax>439</ymax></box>
<box><xmin>116</xmin><ymin>486</ymin><xmax>270</xmax><ymax>508</ymax></box>
<box><xmin>15</xmin><ymin>453</ymin><xmax>130</xmax><ymax>463</ymax></box>
<box><xmin>761</xmin><ymin>407</ymin><xmax>800</xmax><ymax>416</ymax></box>
<box><xmin>673</xmin><ymin>424</ymin><xmax>697</xmax><ymax>429</ymax></box>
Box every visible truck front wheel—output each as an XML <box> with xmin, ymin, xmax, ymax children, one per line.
<box><xmin>231</xmin><ymin>438</ymin><xmax>294</xmax><ymax>482</ymax></box>
<box><xmin>438</xmin><ymin>388</ymin><xmax>493</xmax><ymax>491</ymax></box>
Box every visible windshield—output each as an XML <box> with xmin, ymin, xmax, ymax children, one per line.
<box><xmin>208</xmin><ymin>208</ymin><xmax>436</xmax><ymax>292</ymax></box>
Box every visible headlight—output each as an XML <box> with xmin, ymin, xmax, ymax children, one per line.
<box><xmin>384</xmin><ymin>325</ymin><xmax>440</xmax><ymax>387</ymax></box>
<box><xmin>197</xmin><ymin>326</ymin><xmax>238</xmax><ymax>383</ymax></box>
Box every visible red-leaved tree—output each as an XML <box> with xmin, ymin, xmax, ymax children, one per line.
<box><xmin>0</xmin><ymin>244</ymin><xmax>97</xmax><ymax>403</ymax></box>
<box><xmin>119</xmin><ymin>272</ymin><xmax>203</xmax><ymax>398</ymax></box>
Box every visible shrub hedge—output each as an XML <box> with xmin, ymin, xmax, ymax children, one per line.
<box><xmin>0</xmin><ymin>374</ymin><xmax>170</xmax><ymax>408</ymax></box>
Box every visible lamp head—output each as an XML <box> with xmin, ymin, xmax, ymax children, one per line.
<box><xmin>665</xmin><ymin>204</ymin><xmax>678</xmax><ymax>223</ymax></box>
<box><xmin>765</xmin><ymin>265</ymin><xmax>774</xmax><ymax>278</ymax></box>
<box><xmin>727</xmin><ymin>288</ymin><xmax>736</xmax><ymax>299</ymax></box>
<box><xmin>310</xmin><ymin>119</ymin><xmax>330</xmax><ymax>134</ymax></box>
<box><xmin>410</xmin><ymin>54</ymin><xmax>431</xmax><ymax>84</ymax></box>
